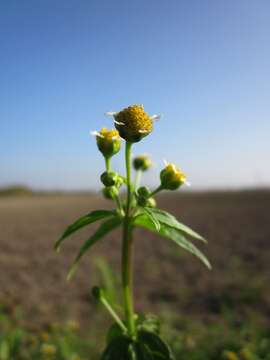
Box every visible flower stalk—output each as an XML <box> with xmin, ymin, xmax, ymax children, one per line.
<box><xmin>122</xmin><ymin>141</ymin><xmax>136</xmax><ymax>337</ymax></box>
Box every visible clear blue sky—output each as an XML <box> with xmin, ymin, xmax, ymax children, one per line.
<box><xmin>1</xmin><ymin>0</ymin><xmax>269</xmax><ymax>190</ymax></box>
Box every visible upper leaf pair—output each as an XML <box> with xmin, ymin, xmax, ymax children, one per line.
<box><xmin>134</xmin><ymin>207</ymin><xmax>211</xmax><ymax>269</ymax></box>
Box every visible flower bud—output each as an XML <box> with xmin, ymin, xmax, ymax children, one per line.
<box><xmin>113</xmin><ymin>105</ymin><xmax>153</xmax><ymax>143</ymax></box>
<box><xmin>92</xmin><ymin>128</ymin><xmax>121</xmax><ymax>158</ymax></box>
<box><xmin>100</xmin><ymin>171</ymin><xmax>118</xmax><ymax>187</ymax></box>
<box><xmin>160</xmin><ymin>163</ymin><xmax>187</xmax><ymax>190</ymax></box>
<box><xmin>115</xmin><ymin>175</ymin><xmax>124</xmax><ymax>189</ymax></box>
<box><xmin>102</xmin><ymin>186</ymin><xmax>119</xmax><ymax>200</ymax></box>
<box><xmin>92</xmin><ymin>286</ymin><xmax>104</xmax><ymax>301</ymax></box>
<box><xmin>137</xmin><ymin>186</ymin><xmax>151</xmax><ymax>207</ymax></box>
<box><xmin>137</xmin><ymin>186</ymin><xmax>151</xmax><ymax>197</ymax></box>
<box><xmin>146</xmin><ymin>197</ymin><xmax>157</xmax><ymax>208</ymax></box>
<box><xmin>137</xmin><ymin>196</ymin><xmax>148</xmax><ymax>207</ymax></box>
<box><xmin>133</xmin><ymin>155</ymin><xmax>152</xmax><ymax>171</ymax></box>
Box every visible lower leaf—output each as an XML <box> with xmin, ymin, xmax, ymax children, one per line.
<box><xmin>101</xmin><ymin>335</ymin><xmax>132</xmax><ymax>360</ymax></box>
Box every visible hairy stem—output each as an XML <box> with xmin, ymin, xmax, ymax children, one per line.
<box><xmin>122</xmin><ymin>142</ymin><xmax>136</xmax><ymax>337</ymax></box>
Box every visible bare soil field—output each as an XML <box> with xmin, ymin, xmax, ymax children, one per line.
<box><xmin>0</xmin><ymin>191</ymin><xmax>270</xmax><ymax>331</ymax></box>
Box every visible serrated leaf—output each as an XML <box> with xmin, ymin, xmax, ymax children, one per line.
<box><xmin>145</xmin><ymin>208</ymin><xmax>206</xmax><ymax>243</ymax></box>
<box><xmin>55</xmin><ymin>210</ymin><xmax>116</xmax><ymax>251</ymax></box>
<box><xmin>139</xmin><ymin>207</ymin><xmax>161</xmax><ymax>232</ymax></box>
<box><xmin>134</xmin><ymin>215</ymin><xmax>211</xmax><ymax>269</ymax></box>
<box><xmin>67</xmin><ymin>217</ymin><xmax>122</xmax><ymax>280</ymax></box>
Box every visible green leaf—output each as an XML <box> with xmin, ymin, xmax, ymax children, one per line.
<box><xmin>136</xmin><ymin>314</ymin><xmax>160</xmax><ymax>335</ymax></box>
<box><xmin>101</xmin><ymin>335</ymin><xmax>132</xmax><ymax>360</ymax></box>
<box><xmin>55</xmin><ymin>210</ymin><xmax>116</xmax><ymax>251</ymax></box>
<box><xmin>139</xmin><ymin>207</ymin><xmax>161</xmax><ymax>232</ymax></box>
<box><xmin>134</xmin><ymin>215</ymin><xmax>211</xmax><ymax>269</ymax></box>
<box><xmin>102</xmin><ymin>332</ymin><xmax>174</xmax><ymax>360</ymax></box>
<box><xmin>67</xmin><ymin>217</ymin><xmax>122</xmax><ymax>280</ymax></box>
<box><xmin>135</xmin><ymin>331</ymin><xmax>175</xmax><ymax>360</ymax></box>
<box><xmin>106</xmin><ymin>323</ymin><xmax>126</xmax><ymax>345</ymax></box>
<box><xmin>145</xmin><ymin>208</ymin><xmax>206</xmax><ymax>243</ymax></box>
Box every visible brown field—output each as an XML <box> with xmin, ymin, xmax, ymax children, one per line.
<box><xmin>0</xmin><ymin>190</ymin><xmax>270</xmax><ymax>332</ymax></box>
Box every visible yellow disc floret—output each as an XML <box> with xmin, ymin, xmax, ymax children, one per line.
<box><xmin>95</xmin><ymin>128</ymin><xmax>121</xmax><ymax>158</ymax></box>
<box><xmin>160</xmin><ymin>163</ymin><xmax>187</xmax><ymax>190</ymax></box>
<box><xmin>114</xmin><ymin>104</ymin><xmax>153</xmax><ymax>143</ymax></box>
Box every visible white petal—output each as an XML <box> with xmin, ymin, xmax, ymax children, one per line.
<box><xmin>184</xmin><ymin>179</ymin><xmax>191</xmax><ymax>187</ymax></box>
<box><xmin>90</xmin><ymin>130</ymin><xmax>104</xmax><ymax>138</ymax></box>
<box><xmin>138</xmin><ymin>129</ymin><xmax>149</xmax><ymax>134</ymax></box>
<box><xmin>105</xmin><ymin>111</ymin><xmax>117</xmax><ymax>116</ymax></box>
<box><xmin>111</xmin><ymin>135</ymin><xmax>120</xmax><ymax>141</ymax></box>
<box><xmin>150</xmin><ymin>114</ymin><xmax>161</xmax><ymax>121</ymax></box>
<box><xmin>163</xmin><ymin>159</ymin><xmax>169</xmax><ymax>166</ymax></box>
<box><xmin>114</xmin><ymin>120</ymin><xmax>125</xmax><ymax>126</ymax></box>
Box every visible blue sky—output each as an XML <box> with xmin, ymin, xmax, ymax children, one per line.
<box><xmin>1</xmin><ymin>0</ymin><xmax>269</xmax><ymax>190</ymax></box>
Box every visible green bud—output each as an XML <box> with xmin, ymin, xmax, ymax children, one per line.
<box><xmin>93</xmin><ymin>128</ymin><xmax>121</xmax><ymax>158</ymax></box>
<box><xmin>136</xmin><ymin>186</ymin><xmax>151</xmax><ymax>207</ymax></box>
<box><xmin>133</xmin><ymin>155</ymin><xmax>152</xmax><ymax>171</ymax></box>
<box><xmin>100</xmin><ymin>171</ymin><xmax>118</xmax><ymax>187</ymax></box>
<box><xmin>102</xmin><ymin>186</ymin><xmax>119</xmax><ymax>200</ymax></box>
<box><xmin>92</xmin><ymin>286</ymin><xmax>104</xmax><ymax>301</ymax></box>
<box><xmin>137</xmin><ymin>186</ymin><xmax>151</xmax><ymax>197</ymax></box>
<box><xmin>137</xmin><ymin>196</ymin><xmax>148</xmax><ymax>207</ymax></box>
<box><xmin>115</xmin><ymin>175</ymin><xmax>124</xmax><ymax>189</ymax></box>
<box><xmin>160</xmin><ymin>163</ymin><xmax>187</xmax><ymax>191</ymax></box>
<box><xmin>146</xmin><ymin>197</ymin><xmax>157</xmax><ymax>208</ymax></box>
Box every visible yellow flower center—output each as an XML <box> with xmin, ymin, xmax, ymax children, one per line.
<box><xmin>114</xmin><ymin>105</ymin><xmax>153</xmax><ymax>142</ymax></box>
<box><xmin>166</xmin><ymin>164</ymin><xmax>186</xmax><ymax>183</ymax></box>
<box><xmin>100</xmin><ymin>128</ymin><xmax>120</xmax><ymax>140</ymax></box>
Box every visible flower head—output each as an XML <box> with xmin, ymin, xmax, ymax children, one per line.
<box><xmin>133</xmin><ymin>155</ymin><xmax>152</xmax><ymax>171</ymax></box>
<box><xmin>106</xmin><ymin>105</ymin><xmax>159</xmax><ymax>143</ymax></box>
<box><xmin>91</xmin><ymin>128</ymin><xmax>121</xmax><ymax>158</ymax></box>
<box><xmin>160</xmin><ymin>162</ymin><xmax>188</xmax><ymax>190</ymax></box>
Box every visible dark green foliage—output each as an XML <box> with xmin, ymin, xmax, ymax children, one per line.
<box><xmin>101</xmin><ymin>335</ymin><xmax>132</xmax><ymax>360</ymax></box>
<box><xmin>101</xmin><ymin>331</ymin><xmax>174</xmax><ymax>360</ymax></box>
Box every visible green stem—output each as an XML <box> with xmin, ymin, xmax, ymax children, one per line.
<box><xmin>149</xmin><ymin>184</ymin><xmax>163</xmax><ymax>198</ymax></box>
<box><xmin>134</xmin><ymin>170</ymin><xmax>142</xmax><ymax>191</ymax></box>
<box><xmin>105</xmin><ymin>157</ymin><xmax>111</xmax><ymax>172</ymax></box>
<box><xmin>100</xmin><ymin>296</ymin><xmax>127</xmax><ymax>334</ymax></box>
<box><xmin>122</xmin><ymin>142</ymin><xmax>136</xmax><ymax>337</ymax></box>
